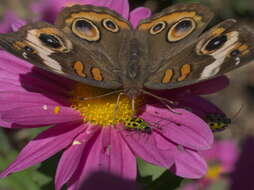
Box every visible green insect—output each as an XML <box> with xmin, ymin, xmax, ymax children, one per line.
<box><xmin>205</xmin><ymin>113</ymin><xmax>231</xmax><ymax>132</ymax></box>
<box><xmin>124</xmin><ymin>117</ymin><xmax>152</xmax><ymax>134</ymax></box>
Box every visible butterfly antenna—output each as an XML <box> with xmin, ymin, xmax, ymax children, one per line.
<box><xmin>80</xmin><ymin>89</ymin><xmax>124</xmax><ymax>101</ymax></box>
<box><xmin>113</xmin><ymin>92</ymin><xmax>125</xmax><ymax>122</ymax></box>
<box><xmin>232</xmin><ymin>103</ymin><xmax>244</xmax><ymax>122</ymax></box>
<box><xmin>141</xmin><ymin>90</ymin><xmax>180</xmax><ymax>114</ymax></box>
<box><xmin>132</xmin><ymin>98</ymin><xmax>136</xmax><ymax>117</ymax></box>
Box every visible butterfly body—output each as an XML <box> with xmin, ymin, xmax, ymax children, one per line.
<box><xmin>0</xmin><ymin>3</ymin><xmax>254</xmax><ymax>101</ymax></box>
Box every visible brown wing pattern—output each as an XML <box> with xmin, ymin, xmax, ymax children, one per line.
<box><xmin>144</xmin><ymin>19</ymin><xmax>254</xmax><ymax>89</ymax></box>
<box><xmin>0</xmin><ymin>21</ymin><xmax>123</xmax><ymax>88</ymax></box>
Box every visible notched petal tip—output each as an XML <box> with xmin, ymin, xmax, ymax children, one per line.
<box><xmin>141</xmin><ymin>105</ymin><xmax>214</xmax><ymax>150</ymax></box>
<box><xmin>173</xmin><ymin>149</ymin><xmax>208</xmax><ymax>179</ymax></box>
<box><xmin>130</xmin><ymin>7</ymin><xmax>152</xmax><ymax>28</ymax></box>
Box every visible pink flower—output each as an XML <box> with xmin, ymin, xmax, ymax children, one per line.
<box><xmin>0</xmin><ymin>0</ymin><xmax>229</xmax><ymax>189</ymax></box>
<box><xmin>31</xmin><ymin>0</ymin><xmax>151</xmax><ymax>27</ymax></box>
<box><xmin>181</xmin><ymin>140</ymin><xmax>239</xmax><ymax>190</ymax></box>
<box><xmin>0</xmin><ymin>11</ymin><xmax>26</xmax><ymax>34</ymax></box>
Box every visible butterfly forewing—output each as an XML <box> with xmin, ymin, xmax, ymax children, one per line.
<box><xmin>0</xmin><ymin>3</ymin><xmax>254</xmax><ymax>95</ymax></box>
<box><xmin>0</xmin><ymin>22</ymin><xmax>122</xmax><ymax>89</ymax></box>
<box><xmin>144</xmin><ymin>19</ymin><xmax>254</xmax><ymax>90</ymax></box>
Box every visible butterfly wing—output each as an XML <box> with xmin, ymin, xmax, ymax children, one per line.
<box><xmin>55</xmin><ymin>4</ymin><xmax>134</xmax><ymax>79</ymax></box>
<box><xmin>0</xmin><ymin>5</ymin><xmax>134</xmax><ymax>89</ymax></box>
<box><xmin>137</xmin><ymin>3</ymin><xmax>254</xmax><ymax>89</ymax></box>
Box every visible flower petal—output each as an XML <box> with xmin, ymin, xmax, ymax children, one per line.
<box><xmin>55</xmin><ymin>143</ymin><xmax>86</xmax><ymax>190</ymax></box>
<box><xmin>84</xmin><ymin>0</ymin><xmax>130</xmax><ymax>18</ymax></box>
<box><xmin>176</xmin><ymin>94</ymin><xmax>225</xmax><ymax>119</ymax></box>
<box><xmin>141</xmin><ymin>106</ymin><xmax>213</xmax><ymax>150</ymax></box>
<box><xmin>83</xmin><ymin>127</ymin><xmax>136</xmax><ymax>179</ymax></box>
<box><xmin>121</xmin><ymin>126</ymin><xmax>174</xmax><ymax>169</ymax></box>
<box><xmin>0</xmin><ymin>122</ymin><xmax>84</xmax><ymax>178</ymax></box>
<box><xmin>11</xmin><ymin>19</ymin><xmax>27</xmax><ymax>32</ymax></box>
<box><xmin>201</xmin><ymin>140</ymin><xmax>239</xmax><ymax>173</ymax></box>
<box><xmin>154</xmin><ymin>133</ymin><xmax>207</xmax><ymax>178</ymax></box>
<box><xmin>129</xmin><ymin>7</ymin><xmax>151</xmax><ymax>28</ymax></box>
<box><xmin>0</xmin><ymin>11</ymin><xmax>19</xmax><ymax>33</ymax></box>
<box><xmin>188</xmin><ymin>76</ymin><xmax>229</xmax><ymax>95</ymax></box>
<box><xmin>1</xmin><ymin>105</ymin><xmax>82</xmax><ymax>126</ymax></box>
<box><xmin>0</xmin><ymin>51</ymin><xmax>32</xmax><ymax>73</ymax></box>
<box><xmin>68</xmin><ymin>127</ymin><xmax>136</xmax><ymax>189</ymax></box>
<box><xmin>55</xmin><ymin>124</ymin><xmax>100</xmax><ymax>190</ymax></box>
<box><xmin>0</xmin><ymin>91</ymin><xmax>70</xmax><ymax>111</ymax></box>
<box><xmin>172</xmin><ymin>148</ymin><xmax>208</xmax><ymax>179</ymax></box>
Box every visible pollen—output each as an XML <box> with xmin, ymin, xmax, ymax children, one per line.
<box><xmin>54</xmin><ymin>106</ymin><xmax>61</xmax><ymax>114</ymax></box>
<box><xmin>69</xmin><ymin>83</ymin><xmax>143</xmax><ymax>126</ymax></box>
<box><xmin>206</xmin><ymin>164</ymin><xmax>222</xmax><ymax>180</ymax></box>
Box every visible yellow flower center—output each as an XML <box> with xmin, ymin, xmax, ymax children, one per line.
<box><xmin>69</xmin><ymin>83</ymin><xmax>143</xmax><ymax>126</ymax></box>
<box><xmin>206</xmin><ymin>163</ymin><xmax>222</xmax><ymax>180</ymax></box>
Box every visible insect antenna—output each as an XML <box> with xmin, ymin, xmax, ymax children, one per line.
<box><xmin>141</xmin><ymin>89</ymin><xmax>181</xmax><ymax>114</ymax></box>
<box><xmin>113</xmin><ymin>92</ymin><xmax>125</xmax><ymax>121</ymax></box>
<box><xmin>231</xmin><ymin>103</ymin><xmax>244</xmax><ymax>122</ymax></box>
<box><xmin>80</xmin><ymin>89</ymin><xmax>124</xmax><ymax>101</ymax></box>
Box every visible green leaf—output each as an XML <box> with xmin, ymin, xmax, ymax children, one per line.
<box><xmin>206</xmin><ymin>179</ymin><xmax>228</xmax><ymax>190</ymax></box>
<box><xmin>38</xmin><ymin>152</ymin><xmax>63</xmax><ymax>190</ymax></box>
<box><xmin>137</xmin><ymin>157</ymin><xmax>167</xmax><ymax>182</ymax></box>
<box><xmin>0</xmin><ymin>128</ymin><xmax>12</xmax><ymax>153</ymax></box>
<box><xmin>145</xmin><ymin>171</ymin><xmax>183</xmax><ymax>190</ymax></box>
<box><xmin>137</xmin><ymin>158</ymin><xmax>183</xmax><ymax>190</ymax></box>
<box><xmin>0</xmin><ymin>166</ymin><xmax>51</xmax><ymax>190</ymax></box>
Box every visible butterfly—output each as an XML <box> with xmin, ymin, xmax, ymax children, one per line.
<box><xmin>0</xmin><ymin>3</ymin><xmax>253</xmax><ymax>103</ymax></box>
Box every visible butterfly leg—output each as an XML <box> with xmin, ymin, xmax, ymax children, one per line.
<box><xmin>80</xmin><ymin>89</ymin><xmax>123</xmax><ymax>101</ymax></box>
<box><xmin>113</xmin><ymin>92</ymin><xmax>125</xmax><ymax>122</ymax></box>
<box><xmin>141</xmin><ymin>90</ymin><xmax>181</xmax><ymax>115</ymax></box>
<box><xmin>132</xmin><ymin>98</ymin><xmax>136</xmax><ymax>117</ymax></box>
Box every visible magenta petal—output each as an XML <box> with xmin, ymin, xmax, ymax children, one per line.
<box><xmin>55</xmin><ymin>143</ymin><xmax>86</xmax><ymax>190</ymax></box>
<box><xmin>141</xmin><ymin>106</ymin><xmax>213</xmax><ymax>150</ymax></box>
<box><xmin>82</xmin><ymin>127</ymin><xmax>136</xmax><ymax>179</ymax></box>
<box><xmin>0</xmin><ymin>11</ymin><xmax>19</xmax><ymax>33</ymax></box>
<box><xmin>0</xmin><ymin>91</ymin><xmax>70</xmax><ymax>109</ymax></box>
<box><xmin>201</xmin><ymin>140</ymin><xmax>239</xmax><ymax>173</ymax></box>
<box><xmin>11</xmin><ymin>19</ymin><xmax>27</xmax><ymax>32</ymax></box>
<box><xmin>1</xmin><ymin>105</ymin><xmax>82</xmax><ymax>126</ymax></box>
<box><xmin>55</xmin><ymin>125</ymin><xmax>100</xmax><ymax>190</ymax></box>
<box><xmin>0</xmin><ymin>117</ymin><xmax>12</xmax><ymax>128</ymax></box>
<box><xmin>129</xmin><ymin>7</ymin><xmax>151</xmax><ymax>28</ymax></box>
<box><xmin>70</xmin><ymin>127</ymin><xmax>136</xmax><ymax>189</ymax></box>
<box><xmin>0</xmin><ymin>122</ymin><xmax>84</xmax><ymax>178</ymax></box>
<box><xmin>0</xmin><ymin>51</ymin><xmax>32</xmax><ymax>73</ymax></box>
<box><xmin>173</xmin><ymin>148</ymin><xmax>208</xmax><ymax>179</ymax></box>
<box><xmin>176</xmin><ymin>94</ymin><xmax>225</xmax><ymax>119</ymax></box>
<box><xmin>121</xmin><ymin>127</ymin><xmax>174</xmax><ymax>168</ymax></box>
<box><xmin>189</xmin><ymin>76</ymin><xmax>229</xmax><ymax>95</ymax></box>
<box><xmin>154</xmin><ymin>133</ymin><xmax>207</xmax><ymax>178</ymax></box>
<box><xmin>84</xmin><ymin>0</ymin><xmax>130</xmax><ymax>18</ymax></box>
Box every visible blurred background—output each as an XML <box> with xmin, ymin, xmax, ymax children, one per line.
<box><xmin>1</xmin><ymin>0</ymin><xmax>254</xmax><ymax>189</ymax></box>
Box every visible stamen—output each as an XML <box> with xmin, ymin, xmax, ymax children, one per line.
<box><xmin>69</xmin><ymin>83</ymin><xmax>144</xmax><ymax>126</ymax></box>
